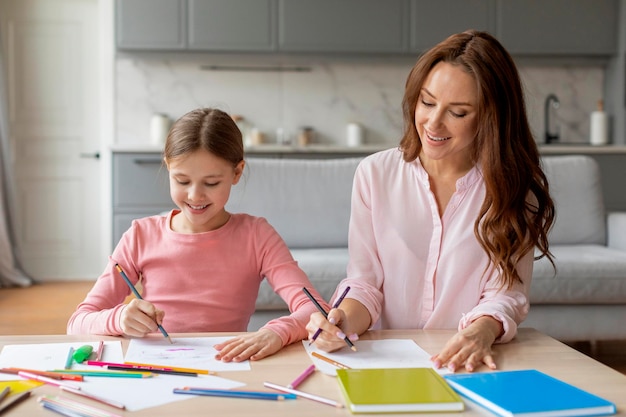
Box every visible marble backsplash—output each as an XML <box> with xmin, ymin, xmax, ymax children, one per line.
<box><xmin>115</xmin><ymin>55</ymin><xmax>605</xmax><ymax>148</ymax></box>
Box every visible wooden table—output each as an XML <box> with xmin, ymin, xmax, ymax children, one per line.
<box><xmin>1</xmin><ymin>329</ymin><xmax>624</xmax><ymax>416</ymax></box>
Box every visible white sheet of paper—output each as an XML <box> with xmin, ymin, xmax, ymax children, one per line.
<box><xmin>303</xmin><ymin>339</ymin><xmax>450</xmax><ymax>375</ymax></box>
<box><xmin>0</xmin><ymin>341</ymin><xmax>124</xmax><ymax>381</ymax></box>
<box><xmin>79</xmin><ymin>373</ymin><xmax>246</xmax><ymax>411</ymax></box>
<box><xmin>124</xmin><ymin>337</ymin><xmax>251</xmax><ymax>372</ymax></box>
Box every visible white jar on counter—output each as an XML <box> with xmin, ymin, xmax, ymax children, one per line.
<box><xmin>150</xmin><ymin>113</ymin><xmax>172</xmax><ymax>147</ymax></box>
<box><xmin>590</xmin><ymin>100</ymin><xmax>609</xmax><ymax>146</ymax></box>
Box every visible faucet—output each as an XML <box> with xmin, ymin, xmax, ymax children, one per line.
<box><xmin>544</xmin><ymin>94</ymin><xmax>560</xmax><ymax>144</ymax></box>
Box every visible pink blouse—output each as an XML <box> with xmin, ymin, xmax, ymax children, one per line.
<box><xmin>334</xmin><ymin>148</ymin><xmax>532</xmax><ymax>342</ymax></box>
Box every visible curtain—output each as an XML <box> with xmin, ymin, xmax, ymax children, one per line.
<box><xmin>0</xmin><ymin>30</ymin><xmax>32</xmax><ymax>287</ymax></box>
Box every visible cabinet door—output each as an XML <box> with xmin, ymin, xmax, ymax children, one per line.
<box><xmin>188</xmin><ymin>0</ymin><xmax>277</xmax><ymax>51</ymax></box>
<box><xmin>278</xmin><ymin>0</ymin><xmax>409</xmax><ymax>53</ymax></box>
<box><xmin>410</xmin><ymin>0</ymin><xmax>495</xmax><ymax>52</ymax></box>
<box><xmin>116</xmin><ymin>0</ymin><xmax>186</xmax><ymax>50</ymax></box>
<box><xmin>496</xmin><ymin>0</ymin><xmax>618</xmax><ymax>55</ymax></box>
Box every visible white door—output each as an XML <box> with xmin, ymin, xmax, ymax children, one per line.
<box><xmin>0</xmin><ymin>0</ymin><xmax>104</xmax><ymax>280</ymax></box>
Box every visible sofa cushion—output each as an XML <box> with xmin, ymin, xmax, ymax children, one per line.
<box><xmin>541</xmin><ymin>155</ymin><xmax>606</xmax><ymax>245</ymax></box>
<box><xmin>255</xmin><ymin>248</ymin><xmax>349</xmax><ymax>310</ymax></box>
<box><xmin>531</xmin><ymin>245</ymin><xmax>626</xmax><ymax>304</ymax></box>
<box><xmin>227</xmin><ymin>158</ymin><xmax>362</xmax><ymax>249</ymax></box>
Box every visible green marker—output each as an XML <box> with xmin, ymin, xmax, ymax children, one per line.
<box><xmin>72</xmin><ymin>345</ymin><xmax>94</xmax><ymax>363</ymax></box>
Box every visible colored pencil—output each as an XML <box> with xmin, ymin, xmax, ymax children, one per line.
<box><xmin>0</xmin><ymin>387</ymin><xmax>9</xmax><ymax>404</ymax></box>
<box><xmin>311</xmin><ymin>352</ymin><xmax>351</xmax><ymax>369</ymax></box>
<box><xmin>264</xmin><ymin>381</ymin><xmax>344</xmax><ymax>408</ymax></box>
<box><xmin>60</xmin><ymin>386</ymin><xmax>126</xmax><ymax>410</ymax></box>
<box><xmin>309</xmin><ymin>286</ymin><xmax>351</xmax><ymax>345</ymax></box>
<box><xmin>173</xmin><ymin>388</ymin><xmax>296</xmax><ymax>401</ymax></box>
<box><xmin>287</xmin><ymin>364</ymin><xmax>316</xmax><ymax>389</ymax></box>
<box><xmin>38</xmin><ymin>395</ymin><xmax>124</xmax><ymax>417</ymax></box>
<box><xmin>64</xmin><ymin>347</ymin><xmax>74</xmax><ymax>370</ymax></box>
<box><xmin>0</xmin><ymin>368</ymin><xmax>83</xmax><ymax>382</ymax></box>
<box><xmin>17</xmin><ymin>371</ymin><xmax>82</xmax><ymax>390</ymax></box>
<box><xmin>0</xmin><ymin>391</ymin><xmax>32</xmax><ymax>414</ymax></box>
<box><xmin>114</xmin><ymin>263</ymin><xmax>173</xmax><ymax>344</ymax></box>
<box><xmin>95</xmin><ymin>341</ymin><xmax>104</xmax><ymax>361</ymax></box>
<box><xmin>86</xmin><ymin>361</ymin><xmax>213</xmax><ymax>375</ymax></box>
<box><xmin>106</xmin><ymin>365</ymin><xmax>196</xmax><ymax>377</ymax></box>
<box><xmin>302</xmin><ymin>287</ymin><xmax>357</xmax><ymax>351</ymax></box>
<box><xmin>51</xmin><ymin>369</ymin><xmax>151</xmax><ymax>378</ymax></box>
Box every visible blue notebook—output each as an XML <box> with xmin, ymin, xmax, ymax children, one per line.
<box><xmin>444</xmin><ymin>369</ymin><xmax>616</xmax><ymax>417</ymax></box>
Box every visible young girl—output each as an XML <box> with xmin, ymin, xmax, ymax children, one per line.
<box><xmin>68</xmin><ymin>108</ymin><xmax>329</xmax><ymax>362</ymax></box>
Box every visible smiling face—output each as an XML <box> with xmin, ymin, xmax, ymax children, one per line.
<box><xmin>166</xmin><ymin>149</ymin><xmax>244</xmax><ymax>234</ymax></box>
<box><xmin>415</xmin><ymin>61</ymin><xmax>479</xmax><ymax>173</ymax></box>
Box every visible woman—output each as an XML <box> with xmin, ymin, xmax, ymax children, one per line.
<box><xmin>307</xmin><ymin>30</ymin><xmax>555</xmax><ymax>373</ymax></box>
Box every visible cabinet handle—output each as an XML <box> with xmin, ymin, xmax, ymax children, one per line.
<box><xmin>133</xmin><ymin>158</ymin><xmax>163</xmax><ymax>165</ymax></box>
<box><xmin>80</xmin><ymin>152</ymin><xmax>100</xmax><ymax>159</ymax></box>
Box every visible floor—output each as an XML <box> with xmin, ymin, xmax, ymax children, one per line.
<box><xmin>1</xmin><ymin>281</ymin><xmax>625</xmax><ymax>374</ymax></box>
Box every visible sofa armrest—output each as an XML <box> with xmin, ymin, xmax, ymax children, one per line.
<box><xmin>607</xmin><ymin>212</ymin><xmax>626</xmax><ymax>251</ymax></box>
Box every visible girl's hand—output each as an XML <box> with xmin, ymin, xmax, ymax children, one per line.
<box><xmin>305</xmin><ymin>309</ymin><xmax>359</xmax><ymax>352</ymax></box>
<box><xmin>214</xmin><ymin>329</ymin><xmax>283</xmax><ymax>362</ymax></box>
<box><xmin>431</xmin><ymin>316</ymin><xmax>502</xmax><ymax>373</ymax></box>
<box><xmin>120</xmin><ymin>299</ymin><xmax>165</xmax><ymax>338</ymax></box>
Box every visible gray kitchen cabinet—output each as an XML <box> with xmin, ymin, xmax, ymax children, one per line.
<box><xmin>496</xmin><ymin>0</ymin><xmax>618</xmax><ymax>56</ymax></box>
<box><xmin>410</xmin><ymin>0</ymin><xmax>495</xmax><ymax>52</ymax></box>
<box><xmin>188</xmin><ymin>0</ymin><xmax>277</xmax><ymax>51</ymax></box>
<box><xmin>278</xmin><ymin>0</ymin><xmax>409</xmax><ymax>53</ymax></box>
<box><xmin>112</xmin><ymin>153</ymin><xmax>173</xmax><ymax>248</ymax></box>
<box><xmin>116</xmin><ymin>0</ymin><xmax>187</xmax><ymax>50</ymax></box>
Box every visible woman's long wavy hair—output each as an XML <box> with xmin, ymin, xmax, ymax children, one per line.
<box><xmin>399</xmin><ymin>30</ymin><xmax>555</xmax><ymax>289</ymax></box>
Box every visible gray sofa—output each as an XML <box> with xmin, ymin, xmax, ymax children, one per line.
<box><xmin>227</xmin><ymin>154</ymin><xmax>626</xmax><ymax>342</ymax></box>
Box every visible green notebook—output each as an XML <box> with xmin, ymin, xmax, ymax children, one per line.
<box><xmin>336</xmin><ymin>368</ymin><xmax>464</xmax><ymax>414</ymax></box>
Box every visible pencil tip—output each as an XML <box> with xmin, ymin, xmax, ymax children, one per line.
<box><xmin>351</xmin><ymin>346</ymin><xmax>357</xmax><ymax>352</ymax></box>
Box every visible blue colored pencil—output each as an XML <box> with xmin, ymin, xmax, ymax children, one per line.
<box><xmin>173</xmin><ymin>388</ymin><xmax>297</xmax><ymax>401</ymax></box>
<box><xmin>114</xmin><ymin>264</ymin><xmax>172</xmax><ymax>344</ymax></box>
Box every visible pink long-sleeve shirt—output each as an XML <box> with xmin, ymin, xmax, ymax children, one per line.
<box><xmin>67</xmin><ymin>211</ymin><xmax>327</xmax><ymax>347</ymax></box>
<box><xmin>334</xmin><ymin>148</ymin><xmax>532</xmax><ymax>342</ymax></box>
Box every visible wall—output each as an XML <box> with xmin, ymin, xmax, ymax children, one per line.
<box><xmin>115</xmin><ymin>54</ymin><xmax>605</xmax><ymax>148</ymax></box>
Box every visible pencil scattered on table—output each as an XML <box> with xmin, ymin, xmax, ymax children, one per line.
<box><xmin>0</xmin><ymin>368</ymin><xmax>83</xmax><ymax>382</ymax></box>
<box><xmin>17</xmin><ymin>371</ymin><xmax>82</xmax><ymax>390</ymax></box>
<box><xmin>0</xmin><ymin>387</ymin><xmax>10</xmax><ymax>404</ymax></box>
<box><xmin>173</xmin><ymin>387</ymin><xmax>297</xmax><ymax>401</ymax></box>
<box><xmin>60</xmin><ymin>386</ymin><xmax>126</xmax><ymax>410</ymax></box>
<box><xmin>0</xmin><ymin>390</ymin><xmax>32</xmax><ymax>414</ymax></box>
<box><xmin>38</xmin><ymin>395</ymin><xmax>124</xmax><ymax>417</ymax></box>
<box><xmin>302</xmin><ymin>287</ymin><xmax>357</xmax><ymax>351</ymax></box>
<box><xmin>311</xmin><ymin>351</ymin><xmax>351</xmax><ymax>370</ymax></box>
<box><xmin>287</xmin><ymin>364</ymin><xmax>316</xmax><ymax>389</ymax></box>
<box><xmin>309</xmin><ymin>286</ymin><xmax>351</xmax><ymax>345</ymax></box>
<box><xmin>114</xmin><ymin>263</ymin><xmax>173</xmax><ymax>344</ymax></box>
<box><xmin>64</xmin><ymin>347</ymin><xmax>74</xmax><ymax>370</ymax></box>
<box><xmin>264</xmin><ymin>381</ymin><xmax>344</xmax><ymax>408</ymax></box>
<box><xmin>95</xmin><ymin>341</ymin><xmax>104</xmax><ymax>361</ymax></box>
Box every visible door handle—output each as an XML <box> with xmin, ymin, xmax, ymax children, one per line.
<box><xmin>80</xmin><ymin>152</ymin><xmax>100</xmax><ymax>159</ymax></box>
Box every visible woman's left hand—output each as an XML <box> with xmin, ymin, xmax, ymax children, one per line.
<box><xmin>431</xmin><ymin>316</ymin><xmax>503</xmax><ymax>373</ymax></box>
<box><xmin>214</xmin><ymin>329</ymin><xmax>283</xmax><ymax>362</ymax></box>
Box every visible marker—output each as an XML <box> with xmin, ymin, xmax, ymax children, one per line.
<box><xmin>114</xmin><ymin>264</ymin><xmax>173</xmax><ymax>344</ymax></box>
<box><xmin>72</xmin><ymin>345</ymin><xmax>93</xmax><ymax>363</ymax></box>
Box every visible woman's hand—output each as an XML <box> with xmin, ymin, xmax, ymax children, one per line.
<box><xmin>431</xmin><ymin>316</ymin><xmax>503</xmax><ymax>373</ymax></box>
<box><xmin>214</xmin><ymin>329</ymin><xmax>283</xmax><ymax>362</ymax></box>
<box><xmin>120</xmin><ymin>299</ymin><xmax>165</xmax><ymax>338</ymax></box>
<box><xmin>305</xmin><ymin>309</ymin><xmax>359</xmax><ymax>352</ymax></box>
